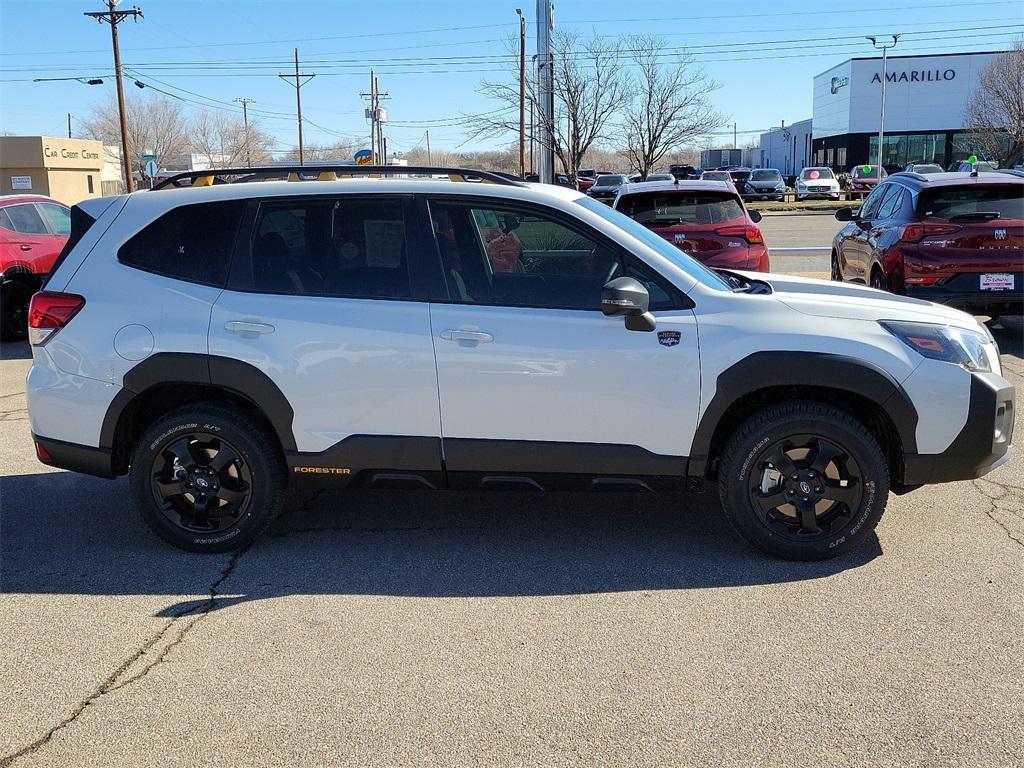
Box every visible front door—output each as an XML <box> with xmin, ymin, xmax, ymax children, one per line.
<box><xmin>424</xmin><ymin>197</ymin><xmax>700</xmax><ymax>488</ymax></box>
<box><xmin>209</xmin><ymin>194</ymin><xmax>443</xmax><ymax>483</ymax></box>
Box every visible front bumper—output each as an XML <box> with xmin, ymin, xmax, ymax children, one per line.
<box><xmin>902</xmin><ymin>371</ymin><xmax>1015</xmax><ymax>485</ymax></box>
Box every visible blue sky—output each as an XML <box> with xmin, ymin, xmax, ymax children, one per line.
<box><xmin>1</xmin><ymin>0</ymin><xmax>1021</xmax><ymax>157</ymax></box>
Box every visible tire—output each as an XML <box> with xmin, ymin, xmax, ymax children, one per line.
<box><xmin>831</xmin><ymin>251</ymin><xmax>843</xmax><ymax>282</ymax></box>
<box><xmin>129</xmin><ymin>403</ymin><xmax>285</xmax><ymax>552</ymax></box>
<box><xmin>718</xmin><ymin>401</ymin><xmax>889</xmax><ymax>560</ymax></box>
<box><xmin>870</xmin><ymin>267</ymin><xmax>889</xmax><ymax>292</ymax></box>
<box><xmin>796</xmin><ymin>194</ymin><xmax>805</xmax><ymax>201</ymax></box>
<box><xmin>1</xmin><ymin>281</ymin><xmax>32</xmax><ymax>341</ymax></box>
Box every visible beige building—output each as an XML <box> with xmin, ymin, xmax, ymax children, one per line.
<box><xmin>0</xmin><ymin>136</ymin><xmax>107</xmax><ymax>204</ymax></box>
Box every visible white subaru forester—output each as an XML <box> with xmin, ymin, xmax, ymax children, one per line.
<box><xmin>25</xmin><ymin>166</ymin><xmax>1014</xmax><ymax>559</ymax></box>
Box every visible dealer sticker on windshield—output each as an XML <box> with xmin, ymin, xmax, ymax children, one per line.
<box><xmin>980</xmin><ymin>273</ymin><xmax>1014</xmax><ymax>291</ymax></box>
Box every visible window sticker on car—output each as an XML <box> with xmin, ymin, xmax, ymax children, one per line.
<box><xmin>363</xmin><ymin>219</ymin><xmax>404</xmax><ymax>267</ymax></box>
<box><xmin>980</xmin><ymin>273</ymin><xmax>1014</xmax><ymax>291</ymax></box>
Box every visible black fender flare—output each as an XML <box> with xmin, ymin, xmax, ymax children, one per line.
<box><xmin>686</xmin><ymin>351</ymin><xmax>919</xmax><ymax>477</ymax></box>
<box><xmin>99</xmin><ymin>352</ymin><xmax>296</xmax><ymax>452</ymax></box>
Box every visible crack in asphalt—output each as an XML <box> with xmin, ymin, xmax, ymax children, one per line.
<box><xmin>0</xmin><ymin>549</ymin><xmax>246</xmax><ymax>767</ymax></box>
<box><xmin>973</xmin><ymin>478</ymin><xmax>1024</xmax><ymax>550</ymax></box>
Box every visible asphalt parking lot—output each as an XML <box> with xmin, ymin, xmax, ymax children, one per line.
<box><xmin>1</xmin><ymin>233</ymin><xmax>1021</xmax><ymax>766</ymax></box>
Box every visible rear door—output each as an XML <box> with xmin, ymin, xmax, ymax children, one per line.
<box><xmin>208</xmin><ymin>194</ymin><xmax>443</xmax><ymax>480</ymax></box>
<box><xmin>425</xmin><ymin>196</ymin><xmax>700</xmax><ymax>488</ymax></box>
<box><xmin>0</xmin><ymin>203</ymin><xmax>51</xmax><ymax>271</ymax></box>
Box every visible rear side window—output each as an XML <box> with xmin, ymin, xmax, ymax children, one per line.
<box><xmin>241</xmin><ymin>197</ymin><xmax>411</xmax><ymax>299</ymax></box>
<box><xmin>619</xmin><ymin>192</ymin><xmax>744</xmax><ymax>225</ymax></box>
<box><xmin>38</xmin><ymin>203</ymin><xmax>71</xmax><ymax>235</ymax></box>
<box><xmin>118</xmin><ymin>200</ymin><xmax>244</xmax><ymax>287</ymax></box>
<box><xmin>3</xmin><ymin>204</ymin><xmax>49</xmax><ymax>235</ymax></box>
<box><xmin>43</xmin><ymin>205</ymin><xmax>97</xmax><ymax>288</ymax></box>
<box><xmin>920</xmin><ymin>185</ymin><xmax>1024</xmax><ymax>221</ymax></box>
<box><xmin>876</xmin><ymin>185</ymin><xmax>905</xmax><ymax>220</ymax></box>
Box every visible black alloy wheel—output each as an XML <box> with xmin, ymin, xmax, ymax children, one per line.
<box><xmin>746</xmin><ymin>434</ymin><xmax>862</xmax><ymax>541</ymax></box>
<box><xmin>1</xmin><ymin>281</ymin><xmax>32</xmax><ymax>341</ymax></box>
<box><xmin>150</xmin><ymin>432</ymin><xmax>253</xmax><ymax>535</ymax></box>
<box><xmin>831</xmin><ymin>253</ymin><xmax>843</xmax><ymax>282</ymax></box>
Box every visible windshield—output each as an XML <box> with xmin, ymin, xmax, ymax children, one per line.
<box><xmin>702</xmin><ymin>172</ymin><xmax>731</xmax><ymax>181</ymax></box>
<box><xmin>920</xmin><ymin>185</ymin><xmax>1024</xmax><ymax>221</ymax></box>
<box><xmin>576</xmin><ymin>196</ymin><xmax>730</xmax><ymax>291</ymax></box>
<box><xmin>645</xmin><ymin>173</ymin><xmax>674</xmax><ymax>181</ymax></box>
<box><xmin>913</xmin><ymin>164</ymin><xmax>944</xmax><ymax>174</ymax></box>
<box><xmin>618</xmin><ymin>192</ymin><xmax>744</xmax><ymax>225</ymax></box>
<box><xmin>596</xmin><ymin>175</ymin><xmax>625</xmax><ymax>186</ymax></box>
<box><xmin>751</xmin><ymin>169</ymin><xmax>781</xmax><ymax>182</ymax></box>
<box><xmin>800</xmin><ymin>168</ymin><xmax>835</xmax><ymax>180</ymax></box>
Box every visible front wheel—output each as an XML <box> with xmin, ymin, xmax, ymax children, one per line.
<box><xmin>129</xmin><ymin>403</ymin><xmax>285</xmax><ymax>552</ymax></box>
<box><xmin>831</xmin><ymin>251</ymin><xmax>843</xmax><ymax>282</ymax></box>
<box><xmin>718</xmin><ymin>401</ymin><xmax>889</xmax><ymax>560</ymax></box>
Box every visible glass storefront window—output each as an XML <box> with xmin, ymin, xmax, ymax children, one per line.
<box><xmin>869</xmin><ymin>133</ymin><xmax>945</xmax><ymax>167</ymax></box>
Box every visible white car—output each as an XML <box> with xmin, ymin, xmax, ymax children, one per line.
<box><xmin>795</xmin><ymin>167</ymin><xmax>842</xmax><ymax>200</ymax></box>
<box><xmin>26</xmin><ymin>165</ymin><xmax>1014</xmax><ymax>559</ymax></box>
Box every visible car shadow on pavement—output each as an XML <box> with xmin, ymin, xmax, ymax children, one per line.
<box><xmin>990</xmin><ymin>315</ymin><xmax>1022</xmax><ymax>362</ymax></box>
<box><xmin>0</xmin><ymin>340</ymin><xmax>32</xmax><ymax>361</ymax></box>
<box><xmin>2</xmin><ymin>471</ymin><xmax>881</xmax><ymax>612</ymax></box>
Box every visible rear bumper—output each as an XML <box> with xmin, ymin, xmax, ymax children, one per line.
<box><xmin>904</xmin><ymin>273</ymin><xmax>1024</xmax><ymax>315</ymax></box>
<box><xmin>33</xmin><ymin>434</ymin><xmax>115</xmax><ymax>479</ymax></box>
<box><xmin>902</xmin><ymin>372</ymin><xmax>1015</xmax><ymax>485</ymax></box>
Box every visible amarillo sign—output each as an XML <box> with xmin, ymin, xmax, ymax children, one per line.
<box><xmin>872</xmin><ymin>69</ymin><xmax>956</xmax><ymax>84</ymax></box>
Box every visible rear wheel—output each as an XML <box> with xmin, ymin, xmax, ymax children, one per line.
<box><xmin>1</xmin><ymin>280</ymin><xmax>32</xmax><ymax>341</ymax></box>
<box><xmin>718</xmin><ymin>401</ymin><xmax>889</xmax><ymax>560</ymax></box>
<box><xmin>129</xmin><ymin>403</ymin><xmax>285</xmax><ymax>552</ymax></box>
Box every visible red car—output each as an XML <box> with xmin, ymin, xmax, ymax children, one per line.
<box><xmin>612</xmin><ymin>180</ymin><xmax>770</xmax><ymax>271</ymax></box>
<box><xmin>848</xmin><ymin>164</ymin><xmax>887</xmax><ymax>198</ymax></box>
<box><xmin>1</xmin><ymin>195</ymin><xmax>71</xmax><ymax>340</ymax></box>
<box><xmin>832</xmin><ymin>171</ymin><xmax>1023</xmax><ymax>317</ymax></box>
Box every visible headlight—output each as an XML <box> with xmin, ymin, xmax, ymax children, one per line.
<box><xmin>880</xmin><ymin>320</ymin><xmax>992</xmax><ymax>372</ymax></box>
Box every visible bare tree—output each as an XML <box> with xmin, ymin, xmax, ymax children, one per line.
<box><xmin>469</xmin><ymin>30</ymin><xmax>625</xmax><ymax>177</ymax></box>
<box><xmin>191</xmin><ymin>109</ymin><xmax>275</xmax><ymax>168</ymax></box>
<box><xmin>80</xmin><ymin>93</ymin><xmax>191</xmax><ymax>170</ymax></box>
<box><xmin>277</xmin><ymin>140</ymin><xmax>360</xmax><ymax>163</ymax></box>
<box><xmin>619</xmin><ymin>36</ymin><xmax>725</xmax><ymax>177</ymax></box>
<box><xmin>965</xmin><ymin>42</ymin><xmax>1024</xmax><ymax>166</ymax></box>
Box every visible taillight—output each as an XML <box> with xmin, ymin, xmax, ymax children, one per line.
<box><xmin>900</xmin><ymin>223</ymin><xmax>961</xmax><ymax>243</ymax></box>
<box><xmin>27</xmin><ymin>291</ymin><xmax>85</xmax><ymax>346</ymax></box>
<box><xmin>715</xmin><ymin>224</ymin><xmax>764</xmax><ymax>244</ymax></box>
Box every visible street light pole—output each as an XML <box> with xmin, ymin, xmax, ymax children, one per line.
<box><xmin>867</xmin><ymin>34</ymin><xmax>901</xmax><ymax>172</ymax></box>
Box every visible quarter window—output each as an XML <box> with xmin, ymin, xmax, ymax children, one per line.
<box><xmin>429</xmin><ymin>201</ymin><xmax>621</xmax><ymax>310</ymax></box>
<box><xmin>244</xmin><ymin>197</ymin><xmax>411</xmax><ymax>299</ymax></box>
<box><xmin>118</xmin><ymin>200</ymin><xmax>244</xmax><ymax>287</ymax></box>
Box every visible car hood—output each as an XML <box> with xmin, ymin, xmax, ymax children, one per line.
<box><xmin>796</xmin><ymin>177</ymin><xmax>839</xmax><ymax>186</ymax></box>
<box><xmin>736</xmin><ymin>271</ymin><xmax>983</xmax><ymax>330</ymax></box>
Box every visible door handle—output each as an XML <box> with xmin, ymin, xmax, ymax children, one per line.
<box><xmin>224</xmin><ymin>320</ymin><xmax>275</xmax><ymax>335</ymax></box>
<box><xmin>20</xmin><ymin>244</ymin><xmax>31</xmax><ymax>251</ymax></box>
<box><xmin>440</xmin><ymin>329</ymin><xmax>493</xmax><ymax>343</ymax></box>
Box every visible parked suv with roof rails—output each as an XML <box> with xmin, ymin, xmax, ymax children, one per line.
<box><xmin>27</xmin><ymin>165</ymin><xmax>1014</xmax><ymax>560</ymax></box>
<box><xmin>832</xmin><ymin>171</ymin><xmax>1023</xmax><ymax>317</ymax></box>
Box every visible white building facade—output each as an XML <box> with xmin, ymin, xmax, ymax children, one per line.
<box><xmin>751</xmin><ymin>119</ymin><xmax>813</xmax><ymax>175</ymax></box>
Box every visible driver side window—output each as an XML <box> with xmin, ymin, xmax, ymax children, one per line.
<box><xmin>428</xmin><ymin>201</ymin><xmax>620</xmax><ymax>310</ymax></box>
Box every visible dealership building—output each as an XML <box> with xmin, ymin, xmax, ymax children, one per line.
<box><xmin>811</xmin><ymin>50</ymin><xmax>1004</xmax><ymax>170</ymax></box>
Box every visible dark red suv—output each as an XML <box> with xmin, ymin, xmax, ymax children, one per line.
<box><xmin>1</xmin><ymin>195</ymin><xmax>70</xmax><ymax>339</ymax></box>
<box><xmin>613</xmin><ymin>180</ymin><xmax>769</xmax><ymax>271</ymax></box>
<box><xmin>831</xmin><ymin>171</ymin><xmax>1023</xmax><ymax>317</ymax></box>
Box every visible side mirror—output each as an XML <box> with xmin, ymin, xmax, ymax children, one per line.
<box><xmin>601</xmin><ymin>277</ymin><xmax>656</xmax><ymax>332</ymax></box>
<box><xmin>835</xmin><ymin>207</ymin><xmax>856</xmax><ymax>222</ymax></box>
<box><xmin>748</xmin><ymin>210</ymin><xmax>762</xmax><ymax>223</ymax></box>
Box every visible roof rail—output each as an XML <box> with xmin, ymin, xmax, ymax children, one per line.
<box><xmin>151</xmin><ymin>165</ymin><xmax>526</xmax><ymax>190</ymax></box>
<box><xmin>889</xmin><ymin>171</ymin><xmax>929</xmax><ymax>182</ymax></box>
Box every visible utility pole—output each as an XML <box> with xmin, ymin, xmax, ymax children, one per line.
<box><xmin>278</xmin><ymin>49</ymin><xmax>315</xmax><ymax>165</ymax></box>
<box><xmin>867</xmin><ymin>34</ymin><xmax>900</xmax><ymax>172</ymax></box>
<box><xmin>361</xmin><ymin>71</ymin><xmax>389</xmax><ymax>163</ymax></box>
<box><xmin>535</xmin><ymin>0</ymin><xmax>554</xmax><ymax>184</ymax></box>
<box><xmin>516</xmin><ymin>8</ymin><xmax>526</xmax><ymax>178</ymax></box>
<box><xmin>733</xmin><ymin>122</ymin><xmax>737</xmax><ymax>149</ymax></box>
<box><xmin>233</xmin><ymin>97</ymin><xmax>255</xmax><ymax>167</ymax></box>
<box><xmin>84</xmin><ymin>1</ymin><xmax>143</xmax><ymax>193</ymax></box>
<box><xmin>426</xmin><ymin>129</ymin><xmax>431</xmax><ymax>165</ymax></box>
<box><xmin>67</xmin><ymin>113</ymin><xmax>72</xmax><ymax>139</ymax></box>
